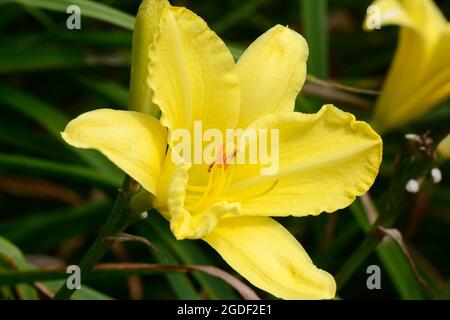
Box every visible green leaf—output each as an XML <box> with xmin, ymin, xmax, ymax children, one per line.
<box><xmin>0</xmin><ymin>83</ymin><xmax>121</xmax><ymax>178</ymax></box>
<box><xmin>0</xmin><ymin>236</ymin><xmax>38</xmax><ymax>299</ymax></box>
<box><xmin>436</xmin><ymin>281</ymin><xmax>450</xmax><ymax>300</ymax></box>
<box><xmin>74</xmin><ymin>75</ymin><xmax>129</xmax><ymax>107</ymax></box>
<box><xmin>348</xmin><ymin>200</ymin><xmax>425</xmax><ymax>299</ymax></box>
<box><xmin>0</xmin><ymin>83</ymin><xmax>67</xmax><ymax>136</ymax></box>
<box><xmin>22</xmin><ymin>6</ymin><xmax>55</xmax><ymax>30</ymax></box>
<box><xmin>43</xmin><ymin>280</ymin><xmax>113</xmax><ymax>300</ymax></box>
<box><xmin>2</xmin><ymin>32</ymin><xmax>131</xmax><ymax>52</ymax></box>
<box><xmin>0</xmin><ymin>48</ymin><xmax>130</xmax><ymax>73</ymax></box>
<box><xmin>53</xmin><ymin>30</ymin><xmax>132</xmax><ymax>47</ymax></box>
<box><xmin>0</xmin><ymin>285</ymin><xmax>15</xmax><ymax>299</ymax></box>
<box><xmin>2</xmin><ymin>0</ymin><xmax>135</xmax><ymax>30</ymax></box>
<box><xmin>0</xmin><ymin>201</ymin><xmax>111</xmax><ymax>252</ymax></box>
<box><xmin>133</xmin><ymin>222</ymin><xmax>200</xmax><ymax>300</ymax></box>
<box><xmin>227</xmin><ymin>42</ymin><xmax>244</xmax><ymax>61</ymax></box>
<box><xmin>300</xmin><ymin>0</ymin><xmax>329</xmax><ymax>79</ymax></box>
<box><xmin>0</xmin><ymin>263</ymin><xmax>254</xmax><ymax>299</ymax></box>
<box><xmin>376</xmin><ymin>242</ymin><xmax>425</xmax><ymax>299</ymax></box>
<box><xmin>212</xmin><ymin>0</ymin><xmax>268</xmax><ymax>34</ymax></box>
<box><xmin>0</xmin><ymin>153</ymin><xmax>121</xmax><ymax>188</ymax></box>
<box><xmin>145</xmin><ymin>213</ymin><xmax>240</xmax><ymax>300</ymax></box>
<box><xmin>0</xmin><ymin>236</ymin><xmax>112</xmax><ymax>299</ymax></box>
<box><xmin>0</xmin><ymin>123</ymin><xmax>70</xmax><ymax>158</ymax></box>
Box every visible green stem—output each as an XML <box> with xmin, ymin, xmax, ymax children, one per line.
<box><xmin>335</xmin><ymin>227</ymin><xmax>381</xmax><ymax>289</ymax></box>
<box><xmin>300</xmin><ymin>0</ymin><xmax>329</xmax><ymax>79</ymax></box>
<box><xmin>52</xmin><ymin>0</ymin><xmax>165</xmax><ymax>300</ymax></box>
<box><xmin>335</xmin><ymin>201</ymin><xmax>406</xmax><ymax>290</ymax></box>
<box><xmin>336</xmin><ymin>184</ymin><xmax>409</xmax><ymax>290</ymax></box>
<box><xmin>53</xmin><ymin>182</ymin><xmax>131</xmax><ymax>300</ymax></box>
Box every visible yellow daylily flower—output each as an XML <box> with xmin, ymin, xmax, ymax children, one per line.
<box><xmin>364</xmin><ymin>0</ymin><xmax>450</xmax><ymax>133</ymax></box>
<box><xmin>62</xmin><ymin>5</ymin><xmax>382</xmax><ymax>299</ymax></box>
<box><xmin>437</xmin><ymin>133</ymin><xmax>450</xmax><ymax>160</ymax></box>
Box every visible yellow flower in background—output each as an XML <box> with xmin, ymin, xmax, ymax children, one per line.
<box><xmin>364</xmin><ymin>0</ymin><xmax>450</xmax><ymax>133</ymax></box>
<box><xmin>437</xmin><ymin>134</ymin><xmax>450</xmax><ymax>160</ymax></box>
<box><xmin>62</xmin><ymin>5</ymin><xmax>382</xmax><ymax>299</ymax></box>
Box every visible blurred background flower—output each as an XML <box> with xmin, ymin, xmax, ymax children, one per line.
<box><xmin>364</xmin><ymin>0</ymin><xmax>450</xmax><ymax>134</ymax></box>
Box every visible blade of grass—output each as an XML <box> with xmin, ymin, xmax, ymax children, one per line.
<box><xmin>0</xmin><ymin>236</ymin><xmax>112</xmax><ymax>299</ymax></box>
<box><xmin>0</xmin><ymin>153</ymin><xmax>121</xmax><ymax>188</ymax></box>
<box><xmin>346</xmin><ymin>200</ymin><xmax>424</xmax><ymax>299</ymax></box>
<box><xmin>0</xmin><ymin>33</ymin><xmax>47</xmax><ymax>51</ymax></box>
<box><xmin>0</xmin><ymin>48</ymin><xmax>130</xmax><ymax>73</ymax></box>
<box><xmin>0</xmin><ymin>124</ymin><xmax>71</xmax><ymax>158</ymax></box>
<box><xmin>133</xmin><ymin>222</ymin><xmax>200</xmax><ymax>300</ymax></box>
<box><xmin>54</xmin><ymin>30</ymin><xmax>131</xmax><ymax>47</ymax></box>
<box><xmin>22</xmin><ymin>6</ymin><xmax>56</xmax><ymax>30</ymax></box>
<box><xmin>0</xmin><ymin>263</ymin><xmax>259</xmax><ymax>299</ymax></box>
<box><xmin>41</xmin><ymin>281</ymin><xmax>112</xmax><ymax>300</ymax></box>
<box><xmin>0</xmin><ymin>5</ymin><xmax>22</xmax><ymax>29</ymax></box>
<box><xmin>2</xmin><ymin>0</ymin><xmax>135</xmax><ymax>30</ymax></box>
<box><xmin>2</xmin><ymin>32</ymin><xmax>131</xmax><ymax>51</ymax></box>
<box><xmin>227</xmin><ymin>42</ymin><xmax>244</xmax><ymax>61</ymax></box>
<box><xmin>0</xmin><ymin>280</ymin><xmax>15</xmax><ymax>299</ymax></box>
<box><xmin>212</xmin><ymin>0</ymin><xmax>268</xmax><ymax>34</ymax></box>
<box><xmin>74</xmin><ymin>75</ymin><xmax>129</xmax><ymax>107</ymax></box>
<box><xmin>0</xmin><ymin>83</ymin><xmax>121</xmax><ymax>177</ymax></box>
<box><xmin>145</xmin><ymin>213</ymin><xmax>240</xmax><ymax>300</ymax></box>
<box><xmin>0</xmin><ymin>84</ymin><xmax>67</xmax><ymax>136</ymax></box>
<box><xmin>0</xmin><ymin>236</ymin><xmax>38</xmax><ymax>299</ymax></box>
<box><xmin>0</xmin><ymin>201</ymin><xmax>111</xmax><ymax>252</ymax></box>
<box><xmin>300</xmin><ymin>0</ymin><xmax>329</xmax><ymax>79</ymax></box>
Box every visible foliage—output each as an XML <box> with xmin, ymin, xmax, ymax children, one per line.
<box><xmin>0</xmin><ymin>0</ymin><xmax>449</xmax><ymax>300</ymax></box>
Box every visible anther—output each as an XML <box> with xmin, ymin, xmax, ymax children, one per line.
<box><xmin>208</xmin><ymin>146</ymin><xmax>238</xmax><ymax>173</ymax></box>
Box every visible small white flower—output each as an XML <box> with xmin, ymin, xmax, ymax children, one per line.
<box><xmin>431</xmin><ymin>168</ymin><xmax>442</xmax><ymax>184</ymax></box>
<box><xmin>140</xmin><ymin>211</ymin><xmax>149</xmax><ymax>219</ymax></box>
<box><xmin>405</xmin><ymin>179</ymin><xmax>420</xmax><ymax>193</ymax></box>
<box><xmin>405</xmin><ymin>134</ymin><xmax>421</xmax><ymax>142</ymax></box>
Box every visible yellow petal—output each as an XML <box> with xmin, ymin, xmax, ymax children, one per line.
<box><xmin>61</xmin><ymin>109</ymin><xmax>167</xmax><ymax>195</ymax></box>
<box><xmin>365</xmin><ymin>0</ymin><xmax>446</xmax><ymax>33</ymax></box>
<box><xmin>156</xmin><ymin>154</ymin><xmax>241</xmax><ymax>240</ymax></box>
<box><xmin>364</xmin><ymin>0</ymin><xmax>415</xmax><ymax>31</ymax></box>
<box><xmin>378</xmin><ymin>62</ymin><xmax>450</xmax><ymax>131</ymax></box>
<box><xmin>368</xmin><ymin>0</ymin><xmax>427</xmax><ymax>108</ymax></box>
<box><xmin>129</xmin><ymin>0</ymin><xmax>169</xmax><ymax>116</ymax></box>
<box><xmin>204</xmin><ymin>216</ymin><xmax>336</xmax><ymax>300</ymax></box>
<box><xmin>226</xmin><ymin>105</ymin><xmax>382</xmax><ymax>217</ymax></box>
<box><xmin>400</xmin><ymin>0</ymin><xmax>447</xmax><ymax>35</ymax></box>
<box><xmin>236</xmin><ymin>25</ymin><xmax>308</xmax><ymax>128</ymax></box>
<box><xmin>148</xmin><ymin>6</ymin><xmax>240</xmax><ymax>137</ymax></box>
<box><xmin>437</xmin><ymin>134</ymin><xmax>450</xmax><ymax>160</ymax></box>
<box><xmin>366</xmin><ymin>0</ymin><xmax>450</xmax><ymax>133</ymax></box>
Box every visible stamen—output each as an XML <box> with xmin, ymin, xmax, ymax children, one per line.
<box><xmin>184</xmin><ymin>169</ymin><xmax>216</xmax><ymax>207</ymax></box>
<box><xmin>184</xmin><ymin>146</ymin><xmax>241</xmax><ymax>213</ymax></box>
<box><xmin>221</xmin><ymin>163</ymin><xmax>235</xmax><ymax>195</ymax></box>
<box><xmin>186</xmin><ymin>166</ymin><xmax>223</xmax><ymax>212</ymax></box>
<box><xmin>208</xmin><ymin>146</ymin><xmax>238</xmax><ymax>172</ymax></box>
